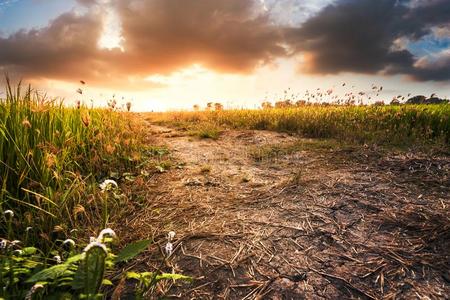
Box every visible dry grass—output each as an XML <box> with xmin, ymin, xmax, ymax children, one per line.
<box><xmin>117</xmin><ymin>123</ymin><xmax>449</xmax><ymax>299</ymax></box>
<box><xmin>147</xmin><ymin>104</ymin><xmax>450</xmax><ymax>147</ymax></box>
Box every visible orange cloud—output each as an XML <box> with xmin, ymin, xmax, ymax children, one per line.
<box><xmin>0</xmin><ymin>0</ymin><xmax>286</xmax><ymax>89</ymax></box>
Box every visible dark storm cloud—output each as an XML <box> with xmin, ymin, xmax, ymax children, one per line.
<box><xmin>286</xmin><ymin>0</ymin><xmax>450</xmax><ymax>81</ymax></box>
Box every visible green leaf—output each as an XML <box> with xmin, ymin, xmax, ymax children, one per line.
<box><xmin>73</xmin><ymin>246</ymin><xmax>106</xmax><ymax>295</ymax></box>
<box><xmin>26</xmin><ymin>264</ymin><xmax>71</xmax><ymax>283</ymax></box>
<box><xmin>66</xmin><ymin>254</ymin><xmax>84</xmax><ymax>264</ymax></box>
<box><xmin>115</xmin><ymin>239</ymin><xmax>151</xmax><ymax>263</ymax></box>
<box><xmin>126</xmin><ymin>271</ymin><xmax>152</xmax><ymax>280</ymax></box>
<box><xmin>124</xmin><ymin>175</ymin><xmax>136</xmax><ymax>182</ymax></box>
<box><xmin>21</xmin><ymin>247</ymin><xmax>38</xmax><ymax>255</ymax></box>
<box><xmin>126</xmin><ymin>271</ymin><xmax>141</xmax><ymax>280</ymax></box>
<box><xmin>155</xmin><ymin>273</ymin><xmax>192</xmax><ymax>282</ymax></box>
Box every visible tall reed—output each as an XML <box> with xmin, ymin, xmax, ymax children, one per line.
<box><xmin>0</xmin><ymin>79</ymin><xmax>145</xmax><ymax>246</ymax></box>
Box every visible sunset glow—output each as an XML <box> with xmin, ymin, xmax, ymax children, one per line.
<box><xmin>0</xmin><ymin>0</ymin><xmax>449</xmax><ymax>111</ymax></box>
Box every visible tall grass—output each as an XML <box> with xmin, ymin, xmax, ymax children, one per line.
<box><xmin>0</xmin><ymin>80</ymin><xmax>147</xmax><ymax>246</ymax></box>
<box><xmin>149</xmin><ymin>105</ymin><xmax>450</xmax><ymax>146</ymax></box>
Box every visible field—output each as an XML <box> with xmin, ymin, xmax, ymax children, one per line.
<box><xmin>150</xmin><ymin>105</ymin><xmax>450</xmax><ymax>147</ymax></box>
<box><xmin>1</xmin><ymin>84</ymin><xmax>449</xmax><ymax>299</ymax></box>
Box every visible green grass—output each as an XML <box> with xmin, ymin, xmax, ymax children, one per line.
<box><xmin>0</xmin><ymin>81</ymin><xmax>189</xmax><ymax>298</ymax></box>
<box><xmin>0</xmin><ymin>80</ymin><xmax>155</xmax><ymax>247</ymax></box>
<box><xmin>148</xmin><ymin>104</ymin><xmax>450</xmax><ymax>147</ymax></box>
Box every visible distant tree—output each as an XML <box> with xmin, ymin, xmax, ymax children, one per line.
<box><xmin>261</xmin><ymin>101</ymin><xmax>273</xmax><ymax>109</ymax></box>
<box><xmin>275</xmin><ymin>100</ymin><xmax>293</xmax><ymax>108</ymax></box>
<box><xmin>295</xmin><ymin>100</ymin><xmax>307</xmax><ymax>106</ymax></box>
<box><xmin>214</xmin><ymin>102</ymin><xmax>224</xmax><ymax>111</ymax></box>
<box><xmin>405</xmin><ymin>95</ymin><xmax>426</xmax><ymax>104</ymax></box>
<box><xmin>390</xmin><ymin>98</ymin><xmax>401</xmax><ymax>105</ymax></box>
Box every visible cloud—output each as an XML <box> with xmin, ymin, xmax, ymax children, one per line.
<box><xmin>286</xmin><ymin>0</ymin><xmax>450</xmax><ymax>81</ymax></box>
<box><xmin>114</xmin><ymin>0</ymin><xmax>286</xmax><ymax>74</ymax></box>
<box><xmin>0</xmin><ymin>11</ymin><xmax>117</xmax><ymax>84</ymax></box>
<box><xmin>413</xmin><ymin>49</ymin><xmax>450</xmax><ymax>81</ymax></box>
<box><xmin>0</xmin><ymin>0</ymin><xmax>286</xmax><ymax>88</ymax></box>
<box><xmin>0</xmin><ymin>0</ymin><xmax>449</xmax><ymax>87</ymax></box>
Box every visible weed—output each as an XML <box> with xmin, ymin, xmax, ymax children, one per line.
<box><xmin>188</xmin><ymin>123</ymin><xmax>222</xmax><ymax>139</ymax></box>
<box><xmin>200</xmin><ymin>165</ymin><xmax>212</xmax><ymax>174</ymax></box>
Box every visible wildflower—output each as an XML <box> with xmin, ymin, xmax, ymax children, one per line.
<box><xmin>13</xmin><ymin>249</ymin><xmax>23</xmax><ymax>255</ymax></box>
<box><xmin>76</xmin><ymin>88</ymin><xmax>83</xmax><ymax>95</ymax></box>
<box><xmin>26</xmin><ymin>226</ymin><xmax>33</xmax><ymax>232</ymax></box>
<box><xmin>83</xmin><ymin>241</ymin><xmax>107</xmax><ymax>254</ymax></box>
<box><xmin>99</xmin><ymin>179</ymin><xmax>118</xmax><ymax>192</ymax></box>
<box><xmin>76</xmin><ymin>100</ymin><xmax>81</xmax><ymax>109</ymax></box>
<box><xmin>53</xmin><ymin>225</ymin><xmax>64</xmax><ymax>232</ymax></box>
<box><xmin>0</xmin><ymin>239</ymin><xmax>7</xmax><ymax>249</ymax></box>
<box><xmin>22</xmin><ymin>118</ymin><xmax>32</xmax><ymax>128</ymax></box>
<box><xmin>165</xmin><ymin>231</ymin><xmax>176</xmax><ymax>256</ymax></box>
<box><xmin>4</xmin><ymin>210</ymin><xmax>14</xmax><ymax>218</ymax></box>
<box><xmin>105</xmin><ymin>144</ymin><xmax>115</xmax><ymax>154</ymax></box>
<box><xmin>81</xmin><ymin>113</ymin><xmax>91</xmax><ymax>127</ymax></box>
<box><xmin>11</xmin><ymin>240</ymin><xmax>21</xmax><ymax>246</ymax></box>
<box><xmin>63</xmin><ymin>239</ymin><xmax>76</xmax><ymax>248</ymax></box>
<box><xmin>165</xmin><ymin>242</ymin><xmax>173</xmax><ymax>256</ymax></box>
<box><xmin>25</xmin><ymin>284</ymin><xmax>44</xmax><ymax>300</ymax></box>
<box><xmin>97</xmin><ymin>228</ymin><xmax>117</xmax><ymax>242</ymax></box>
<box><xmin>63</xmin><ymin>239</ymin><xmax>75</xmax><ymax>246</ymax></box>
<box><xmin>168</xmin><ymin>231</ymin><xmax>176</xmax><ymax>242</ymax></box>
<box><xmin>54</xmin><ymin>255</ymin><xmax>62</xmax><ymax>264</ymax></box>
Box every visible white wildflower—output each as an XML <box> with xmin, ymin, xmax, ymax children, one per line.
<box><xmin>99</xmin><ymin>179</ymin><xmax>118</xmax><ymax>192</ymax></box>
<box><xmin>53</xmin><ymin>255</ymin><xmax>62</xmax><ymax>264</ymax></box>
<box><xmin>63</xmin><ymin>239</ymin><xmax>76</xmax><ymax>248</ymax></box>
<box><xmin>165</xmin><ymin>242</ymin><xmax>173</xmax><ymax>256</ymax></box>
<box><xmin>0</xmin><ymin>239</ymin><xmax>7</xmax><ymax>249</ymax></box>
<box><xmin>25</xmin><ymin>283</ymin><xmax>44</xmax><ymax>300</ymax></box>
<box><xmin>4</xmin><ymin>210</ymin><xmax>13</xmax><ymax>218</ymax></box>
<box><xmin>83</xmin><ymin>241</ymin><xmax>107</xmax><ymax>254</ymax></box>
<box><xmin>168</xmin><ymin>231</ymin><xmax>176</xmax><ymax>242</ymax></box>
<box><xmin>13</xmin><ymin>249</ymin><xmax>23</xmax><ymax>255</ymax></box>
<box><xmin>10</xmin><ymin>240</ymin><xmax>21</xmax><ymax>247</ymax></box>
<box><xmin>97</xmin><ymin>228</ymin><xmax>117</xmax><ymax>242</ymax></box>
<box><xmin>26</xmin><ymin>227</ymin><xmax>33</xmax><ymax>232</ymax></box>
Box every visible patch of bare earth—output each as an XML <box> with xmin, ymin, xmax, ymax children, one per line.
<box><xmin>117</xmin><ymin>121</ymin><xmax>449</xmax><ymax>299</ymax></box>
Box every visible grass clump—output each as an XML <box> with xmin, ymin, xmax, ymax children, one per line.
<box><xmin>0</xmin><ymin>80</ymin><xmax>149</xmax><ymax>244</ymax></box>
<box><xmin>199</xmin><ymin>165</ymin><xmax>212</xmax><ymax>174</ymax></box>
<box><xmin>188</xmin><ymin>123</ymin><xmax>222</xmax><ymax>140</ymax></box>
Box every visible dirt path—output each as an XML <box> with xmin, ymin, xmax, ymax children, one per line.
<box><xmin>119</xmin><ymin>122</ymin><xmax>449</xmax><ymax>299</ymax></box>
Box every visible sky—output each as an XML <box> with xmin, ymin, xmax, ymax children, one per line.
<box><xmin>0</xmin><ymin>0</ymin><xmax>449</xmax><ymax>111</ymax></box>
